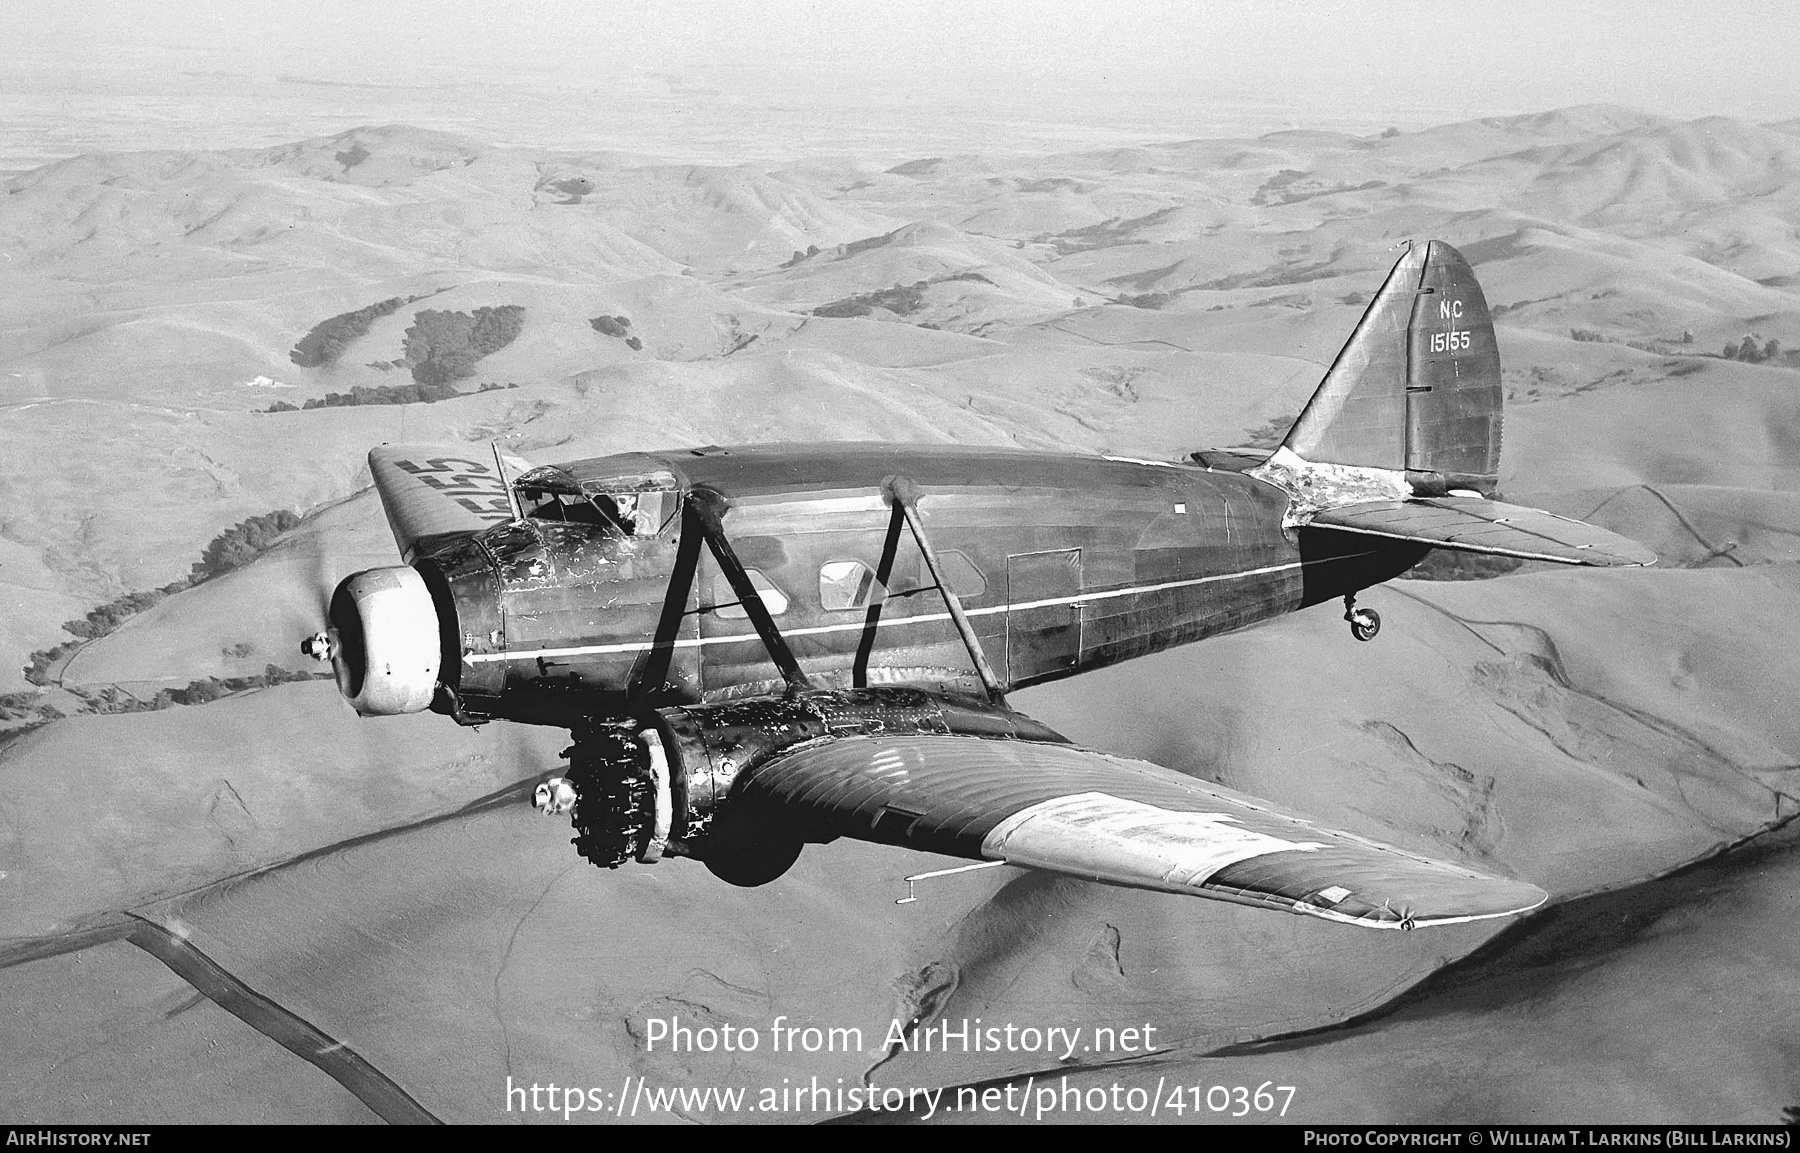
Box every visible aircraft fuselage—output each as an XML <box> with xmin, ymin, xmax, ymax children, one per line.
<box><xmin>413</xmin><ymin>442</ymin><xmax>1421</xmax><ymax>727</ymax></box>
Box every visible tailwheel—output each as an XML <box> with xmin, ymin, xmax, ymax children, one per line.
<box><xmin>1344</xmin><ymin>595</ymin><xmax>1381</xmax><ymax>642</ymax></box>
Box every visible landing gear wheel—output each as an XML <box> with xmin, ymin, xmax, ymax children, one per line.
<box><xmin>1343</xmin><ymin>593</ymin><xmax>1381</xmax><ymax>643</ymax></box>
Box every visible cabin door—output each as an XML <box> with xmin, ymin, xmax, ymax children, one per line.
<box><xmin>1005</xmin><ymin>549</ymin><xmax>1082</xmax><ymax>681</ymax></box>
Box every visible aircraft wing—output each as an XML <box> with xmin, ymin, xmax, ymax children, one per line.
<box><xmin>738</xmin><ymin>734</ymin><xmax>1546</xmax><ymax>928</ymax></box>
<box><xmin>1312</xmin><ymin>497</ymin><xmax>1657</xmax><ymax>567</ymax></box>
<box><xmin>367</xmin><ymin>445</ymin><xmax>536</xmax><ymax>561</ymax></box>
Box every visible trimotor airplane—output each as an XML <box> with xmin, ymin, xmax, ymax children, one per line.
<box><xmin>302</xmin><ymin>240</ymin><xmax>1653</xmax><ymax>931</ymax></box>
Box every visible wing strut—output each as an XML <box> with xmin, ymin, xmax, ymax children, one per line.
<box><xmin>686</xmin><ymin>487</ymin><xmax>816</xmax><ymax>695</ymax></box>
<box><xmin>852</xmin><ymin>498</ymin><xmax>909</xmax><ymax>688</ymax></box>
<box><xmin>628</xmin><ymin>496</ymin><xmax>709</xmax><ymax>701</ymax></box>
<box><xmin>883</xmin><ymin>476</ymin><xmax>1007</xmax><ymax>704</ymax></box>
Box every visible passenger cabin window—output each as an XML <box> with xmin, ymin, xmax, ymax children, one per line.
<box><xmin>819</xmin><ymin>560</ymin><xmax>886</xmax><ymax>612</ymax></box>
<box><xmin>936</xmin><ymin>550</ymin><xmax>987</xmax><ymax>599</ymax></box>
<box><xmin>824</xmin><ymin>552</ymin><xmax>988</xmax><ymax>604</ymax></box>
<box><xmin>712</xmin><ymin>570</ymin><xmax>790</xmax><ymax>618</ymax></box>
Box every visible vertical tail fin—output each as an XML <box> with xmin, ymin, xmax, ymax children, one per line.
<box><xmin>1282</xmin><ymin>240</ymin><xmax>1502</xmax><ymax>493</ymax></box>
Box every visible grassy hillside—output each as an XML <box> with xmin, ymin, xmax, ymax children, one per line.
<box><xmin>5</xmin><ymin>107</ymin><xmax>1800</xmax><ymax>1123</ymax></box>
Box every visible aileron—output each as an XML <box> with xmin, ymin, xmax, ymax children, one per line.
<box><xmin>739</xmin><ymin>735</ymin><xmax>1546</xmax><ymax>929</ymax></box>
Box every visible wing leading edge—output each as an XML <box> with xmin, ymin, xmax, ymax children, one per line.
<box><xmin>738</xmin><ymin>735</ymin><xmax>1546</xmax><ymax>929</ymax></box>
<box><xmin>368</xmin><ymin>444</ymin><xmax>537</xmax><ymax>561</ymax></box>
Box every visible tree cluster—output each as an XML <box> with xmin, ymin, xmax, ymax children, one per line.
<box><xmin>402</xmin><ymin>306</ymin><xmax>526</xmax><ymax>385</ymax></box>
<box><xmin>813</xmin><ymin>281</ymin><xmax>930</xmax><ymax>319</ymax></box>
<box><xmin>263</xmin><ymin>380</ymin><xmax>515</xmax><ymax>412</ymax></box>
<box><xmin>589</xmin><ymin>314</ymin><xmax>643</xmax><ymax>350</ymax></box>
<box><xmin>61</xmin><ymin>666</ymin><xmax>329</xmax><ymax>717</ymax></box>
<box><xmin>191</xmin><ymin>510</ymin><xmax>301</xmax><ymax>582</ymax></box>
<box><xmin>289</xmin><ymin>297</ymin><xmax>412</xmax><ymax>368</ymax></box>
<box><xmin>61</xmin><ymin>588</ymin><xmax>182</xmax><ymax>639</ymax></box>
<box><xmin>151</xmin><ymin>665</ymin><xmax>322</xmax><ymax>709</ymax></box>
<box><xmin>0</xmin><ymin>691</ymin><xmax>61</xmax><ymax>722</ymax></box>
<box><xmin>1723</xmin><ymin>335</ymin><xmax>1783</xmax><ymax>363</ymax></box>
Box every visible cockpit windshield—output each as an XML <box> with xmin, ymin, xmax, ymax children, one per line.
<box><xmin>513</xmin><ymin>462</ymin><xmax>680</xmax><ymax>537</ymax></box>
<box><xmin>524</xmin><ymin>489</ymin><xmax>633</xmax><ymax>532</ymax></box>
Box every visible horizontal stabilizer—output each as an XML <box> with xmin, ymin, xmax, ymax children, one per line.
<box><xmin>1312</xmin><ymin>497</ymin><xmax>1657</xmax><ymax>567</ymax></box>
<box><xmin>368</xmin><ymin>445</ymin><xmax>536</xmax><ymax>561</ymax></box>
<box><xmin>742</xmin><ymin>735</ymin><xmax>1547</xmax><ymax>928</ymax></box>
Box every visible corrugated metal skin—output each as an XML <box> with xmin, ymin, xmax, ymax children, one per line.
<box><xmin>743</xmin><ymin>735</ymin><xmax>1545</xmax><ymax>925</ymax></box>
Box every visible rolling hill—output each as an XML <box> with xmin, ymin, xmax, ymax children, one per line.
<box><xmin>5</xmin><ymin>105</ymin><xmax>1800</xmax><ymax>1124</ymax></box>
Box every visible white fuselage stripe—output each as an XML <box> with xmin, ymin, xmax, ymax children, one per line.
<box><xmin>463</xmin><ymin>559</ymin><xmax>1309</xmax><ymax>664</ymax></box>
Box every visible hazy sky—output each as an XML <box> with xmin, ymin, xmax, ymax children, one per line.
<box><xmin>6</xmin><ymin>0</ymin><xmax>1797</xmax><ymax>134</ymax></box>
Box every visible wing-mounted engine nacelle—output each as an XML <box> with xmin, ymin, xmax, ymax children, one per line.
<box><xmin>316</xmin><ymin>566</ymin><xmax>445</xmax><ymax>716</ymax></box>
<box><xmin>552</xmin><ymin>689</ymin><xmax>1065</xmax><ymax>886</ymax></box>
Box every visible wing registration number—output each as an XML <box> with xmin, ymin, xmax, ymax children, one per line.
<box><xmin>394</xmin><ymin>456</ymin><xmax>513</xmax><ymax>520</ymax></box>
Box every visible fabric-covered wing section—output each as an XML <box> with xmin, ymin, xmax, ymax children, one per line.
<box><xmin>368</xmin><ymin>445</ymin><xmax>536</xmax><ymax>561</ymax></box>
<box><xmin>1311</xmin><ymin>497</ymin><xmax>1656</xmax><ymax>567</ymax></box>
<box><xmin>739</xmin><ymin>735</ymin><xmax>1546</xmax><ymax>929</ymax></box>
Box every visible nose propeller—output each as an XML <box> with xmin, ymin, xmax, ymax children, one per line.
<box><xmin>301</xmin><ymin>541</ymin><xmax>341</xmax><ymax>664</ymax></box>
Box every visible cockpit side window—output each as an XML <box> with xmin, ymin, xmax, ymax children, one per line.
<box><xmin>600</xmin><ymin>489</ymin><xmax>677</xmax><ymax>537</ymax></box>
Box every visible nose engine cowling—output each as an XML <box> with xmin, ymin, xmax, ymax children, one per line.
<box><xmin>319</xmin><ymin>566</ymin><xmax>443</xmax><ymax>716</ymax></box>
